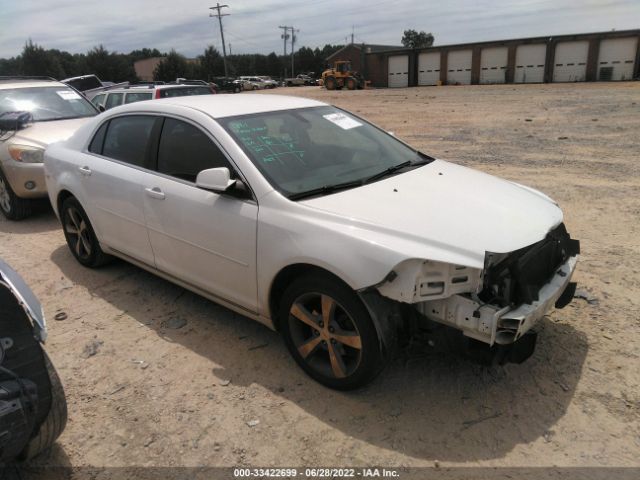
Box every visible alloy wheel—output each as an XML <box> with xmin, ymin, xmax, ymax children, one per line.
<box><xmin>288</xmin><ymin>293</ymin><xmax>362</xmax><ymax>379</ymax></box>
<box><xmin>64</xmin><ymin>207</ymin><xmax>92</xmax><ymax>260</ymax></box>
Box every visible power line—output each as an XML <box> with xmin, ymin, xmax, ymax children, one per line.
<box><xmin>209</xmin><ymin>3</ymin><xmax>230</xmax><ymax>77</ymax></box>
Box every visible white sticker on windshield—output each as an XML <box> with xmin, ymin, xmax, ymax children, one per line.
<box><xmin>323</xmin><ymin>112</ymin><xmax>362</xmax><ymax>130</ymax></box>
<box><xmin>56</xmin><ymin>90</ymin><xmax>81</xmax><ymax>100</ymax></box>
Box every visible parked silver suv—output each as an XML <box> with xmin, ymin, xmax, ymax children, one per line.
<box><xmin>0</xmin><ymin>77</ymin><xmax>97</xmax><ymax>220</ymax></box>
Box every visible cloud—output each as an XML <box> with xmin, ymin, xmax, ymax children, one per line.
<box><xmin>1</xmin><ymin>0</ymin><xmax>638</xmax><ymax>58</ymax></box>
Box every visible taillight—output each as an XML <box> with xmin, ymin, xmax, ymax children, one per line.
<box><xmin>209</xmin><ymin>86</ymin><xmax>216</xmax><ymax>94</ymax></box>
<box><xmin>155</xmin><ymin>89</ymin><xmax>162</xmax><ymax>99</ymax></box>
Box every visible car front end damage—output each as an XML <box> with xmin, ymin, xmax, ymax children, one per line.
<box><xmin>374</xmin><ymin>223</ymin><xmax>580</xmax><ymax>363</ymax></box>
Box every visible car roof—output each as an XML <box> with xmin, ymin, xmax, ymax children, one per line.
<box><xmin>0</xmin><ymin>79</ymin><xmax>67</xmax><ymax>90</ymax></box>
<box><xmin>114</xmin><ymin>94</ymin><xmax>327</xmax><ymax>119</ymax></box>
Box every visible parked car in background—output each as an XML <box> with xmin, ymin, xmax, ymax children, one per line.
<box><xmin>257</xmin><ymin>76</ymin><xmax>278</xmax><ymax>89</ymax></box>
<box><xmin>233</xmin><ymin>79</ymin><xmax>253</xmax><ymax>91</ymax></box>
<box><xmin>45</xmin><ymin>94</ymin><xmax>579</xmax><ymax>390</ymax></box>
<box><xmin>0</xmin><ymin>257</ymin><xmax>67</xmax><ymax>462</ymax></box>
<box><xmin>0</xmin><ymin>76</ymin><xmax>98</xmax><ymax>220</ymax></box>
<box><xmin>239</xmin><ymin>76</ymin><xmax>267</xmax><ymax>89</ymax></box>
<box><xmin>60</xmin><ymin>74</ymin><xmax>128</xmax><ymax>100</ymax></box>
<box><xmin>212</xmin><ymin>78</ymin><xmax>242</xmax><ymax>93</ymax></box>
<box><xmin>91</xmin><ymin>84</ymin><xmax>215</xmax><ymax>110</ymax></box>
<box><xmin>284</xmin><ymin>75</ymin><xmax>305</xmax><ymax>87</ymax></box>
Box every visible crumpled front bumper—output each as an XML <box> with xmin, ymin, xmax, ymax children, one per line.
<box><xmin>416</xmin><ymin>255</ymin><xmax>578</xmax><ymax>346</ymax></box>
<box><xmin>494</xmin><ymin>255</ymin><xmax>578</xmax><ymax>345</ymax></box>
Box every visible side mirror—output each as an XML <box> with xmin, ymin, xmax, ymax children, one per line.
<box><xmin>196</xmin><ymin>167</ymin><xmax>236</xmax><ymax>192</ymax></box>
<box><xmin>98</xmin><ymin>104</ymin><xmax>105</xmax><ymax>112</ymax></box>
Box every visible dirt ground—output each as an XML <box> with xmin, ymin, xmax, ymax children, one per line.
<box><xmin>1</xmin><ymin>82</ymin><xmax>639</xmax><ymax>476</ymax></box>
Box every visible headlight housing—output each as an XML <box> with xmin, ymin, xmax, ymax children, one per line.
<box><xmin>8</xmin><ymin>145</ymin><xmax>45</xmax><ymax>163</ymax></box>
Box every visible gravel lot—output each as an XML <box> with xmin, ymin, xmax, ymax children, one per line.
<box><xmin>2</xmin><ymin>82</ymin><xmax>639</xmax><ymax>476</ymax></box>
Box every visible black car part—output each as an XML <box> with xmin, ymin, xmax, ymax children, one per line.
<box><xmin>0</xmin><ymin>377</ymin><xmax>38</xmax><ymax>462</ymax></box>
<box><xmin>481</xmin><ymin>223</ymin><xmax>580</xmax><ymax>307</ymax></box>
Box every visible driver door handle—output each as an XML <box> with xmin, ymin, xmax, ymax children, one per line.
<box><xmin>78</xmin><ymin>166</ymin><xmax>92</xmax><ymax>176</ymax></box>
<box><xmin>145</xmin><ymin>187</ymin><xmax>165</xmax><ymax>200</ymax></box>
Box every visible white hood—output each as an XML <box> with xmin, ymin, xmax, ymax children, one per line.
<box><xmin>301</xmin><ymin>159</ymin><xmax>563</xmax><ymax>261</ymax></box>
<box><xmin>13</xmin><ymin>117</ymin><xmax>91</xmax><ymax>149</ymax></box>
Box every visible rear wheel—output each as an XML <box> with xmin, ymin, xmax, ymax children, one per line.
<box><xmin>346</xmin><ymin>77</ymin><xmax>357</xmax><ymax>90</ymax></box>
<box><xmin>324</xmin><ymin>76</ymin><xmax>336</xmax><ymax>90</ymax></box>
<box><xmin>280</xmin><ymin>274</ymin><xmax>386</xmax><ymax>389</ymax></box>
<box><xmin>61</xmin><ymin>197</ymin><xmax>111</xmax><ymax>267</ymax></box>
<box><xmin>0</xmin><ymin>169</ymin><xmax>32</xmax><ymax>220</ymax></box>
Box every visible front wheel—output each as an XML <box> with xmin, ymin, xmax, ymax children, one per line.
<box><xmin>279</xmin><ymin>274</ymin><xmax>386</xmax><ymax>389</ymax></box>
<box><xmin>0</xmin><ymin>169</ymin><xmax>32</xmax><ymax>220</ymax></box>
<box><xmin>61</xmin><ymin>197</ymin><xmax>111</xmax><ymax>267</ymax></box>
<box><xmin>19</xmin><ymin>352</ymin><xmax>68</xmax><ymax>460</ymax></box>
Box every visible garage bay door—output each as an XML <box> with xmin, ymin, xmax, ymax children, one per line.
<box><xmin>388</xmin><ymin>55</ymin><xmax>409</xmax><ymax>88</ymax></box>
<box><xmin>418</xmin><ymin>52</ymin><xmax>440</xmax><ymax>86</ymax></box>
<box><xmin>597</xmin><ymin>37</ymin><xmax>638</xmax><ymax>81</ymax></box>
<box><xmin>514</xmin><ymin>44</ymin><xmax>546</xmax><ymax>83</ymax></box>
<box><xmin>447</xmin><ymin>50</ymin><xmax>472</xmax><ymax>84</ymax></box>
<box><xmin>480</xmin><ymin>47</ymin><xmax>508</xmax><ymax>84</ymax></box>
<box><xmin>553</xmin><ymin>41</ymin><xmax>589</xmax><ymax>82</ymax></box>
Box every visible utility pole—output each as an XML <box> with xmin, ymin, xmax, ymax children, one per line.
<box><xmin>290</xmin><ymin>27</ymin><xmax>299</xmax><ymax>77</ymax></box>
<box><xmin>278</xmin><ymin>26</ymin><xmax>290</xmax><ymax>78</ymax></box>
<box><xmin>209</xmin><ymin>3</ymin><xmax>230</xmax><ymax>77</ymax></box>
<box><xmin>351</xmin><ymin>25</ymin><xmax>354</xmax><ymax>44</ymax></box>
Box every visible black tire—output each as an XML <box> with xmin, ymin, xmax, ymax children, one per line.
<box><xmin>19</xmin><ymin>352</ymin><xmax>68</xmax><ymax>461</ymax></box>
<box><xmin>324</xmin><ymin>76</ymin><xmax>336</xmax><ymax>90</ymax></box>
<box><xmin>346</xmin><ymin>77</ymin><xmax>357</xmax><ymax>90</ymax></box>
<box><xmin>0</xmin><ymin>168</ymin><xmax>32</xmax><ymax>220</ymax></box>
<box><xmin>279</xmin><ymin>273</ymin><xmax>386</xmax><ymax>390</ymax></box>
<box><xmin>60</xmin><ymin>196</ymin><xmax>111</xmax><ymax>267</ymax></box>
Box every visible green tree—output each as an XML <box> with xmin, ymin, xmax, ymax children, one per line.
<box><xmin>153</xmin><ymin>50</ymin><xmax>190</xmax><ymax>82</ymax></box>
<box><xmin>198</xmin><ymin>46</ymin><xmax>224</xmax><ymax>80</ymax></box>
<box><xmin>401</xmin><ymin>30</ymin><xmax>434</xmax><ymax>48</ymax></box>
<box><xmin>86</xmin><ymin>45</ymin><xmax>137</xmax><ymax>82</ymax></box>
<box><xmin>21</xmin><ymin>40</ymin><xmax>64</xmax><ymax>78</ymax></box>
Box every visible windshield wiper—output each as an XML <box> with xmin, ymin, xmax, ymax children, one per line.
<box><xmin>288</xmin><ymin>179</ymin><xmax>364</xmax><ymax>201</ymax></box>
<box><xmin>364</xmin><ymin>157</ymin><xmax>431</xmax><ymax>184</ymax></box>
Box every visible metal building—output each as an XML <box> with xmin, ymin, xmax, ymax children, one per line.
<box><xmin>328</xmin><ymin>29</ymin><xmax>640</xmax><ymax>88</ymax></box>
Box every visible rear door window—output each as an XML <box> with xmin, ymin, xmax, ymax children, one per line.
<box><xmin>102</xmin><ymin>115</ymin><xmax>156</xmax><ymax>168</ymax></box>
<box><xmin>156</xmin><ymin>118</ymin><xmax>231</xmax><ymax>182</ymax></box>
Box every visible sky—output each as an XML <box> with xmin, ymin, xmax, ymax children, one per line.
<box><xmin>1</xmin><ymin>0</ymin><xmax>639</xmax><ymax>58</ymax></box>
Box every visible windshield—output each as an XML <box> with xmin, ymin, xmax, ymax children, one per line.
<box><xmin>0</xmin><ymin>86</ymin><xmax>97</xmax><ymax>122</ymax></box>
<box><xmin>219</xmin><ymin>106</ymin><xmax>432</xmax><ymax>198</ymax></box>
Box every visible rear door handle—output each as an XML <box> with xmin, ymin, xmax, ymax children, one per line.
<box><xmin>78</xmin><ymin>166</ymin><xmax>92</xmax><ymax>176</ymax></box>
<box><xmin>145</xmin><ymin>187</ymin><xmax>165</xmax><ymax>200</ymax></box>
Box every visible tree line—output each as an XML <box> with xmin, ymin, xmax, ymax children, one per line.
<box><xmin>0</xmin><ymin>40</ymin><xmax>344</xmax><ymax>82</ymax></box>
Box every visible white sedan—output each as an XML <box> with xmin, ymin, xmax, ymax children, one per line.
<box><xmin>44</xmin><ymin>95</ymin><xmax>579</xmax><ymax>389</ymax></box>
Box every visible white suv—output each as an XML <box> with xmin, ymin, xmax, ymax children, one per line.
<box><xmin>91</xmin><ymin>84</ymin><xmax>215</xmax><ymax>110</ymax></box>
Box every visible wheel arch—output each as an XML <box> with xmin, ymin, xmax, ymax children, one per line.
<box><xmin>56</xmin><ymin>189</ymin><xmax>75</xmax><ymax>217</ymax></box>
<box><xmin>268</xmin><ymin>263</ymin><xmax>353</xmax><ymax>331</ymax></box>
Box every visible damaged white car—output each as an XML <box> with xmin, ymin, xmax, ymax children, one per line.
<box><xmin>44</xmin><ymin>95</ymin><xmax>580</xmax><ymax>389</ymax></box>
